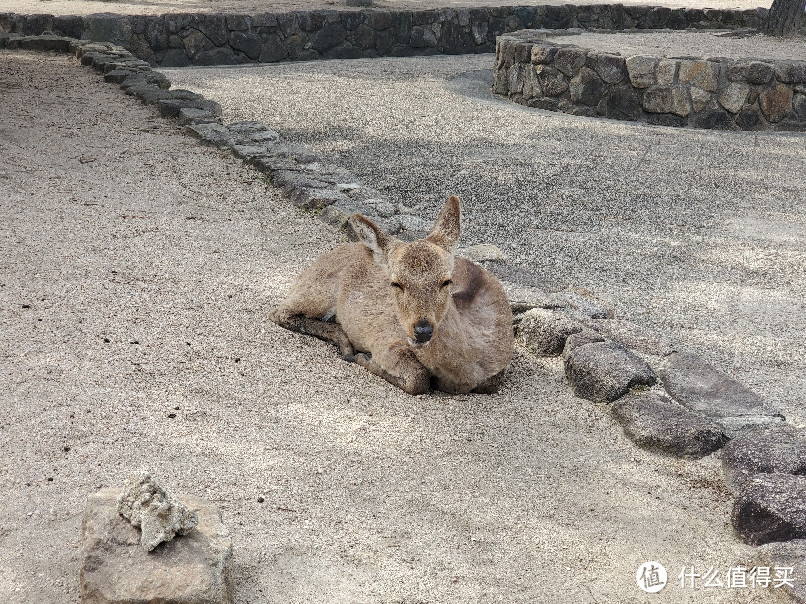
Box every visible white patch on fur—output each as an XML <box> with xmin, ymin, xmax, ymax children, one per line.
<box><xmin>321</xmin><ymin>306</ymin><xmax>337</xmax><ymax>322</ymax></box>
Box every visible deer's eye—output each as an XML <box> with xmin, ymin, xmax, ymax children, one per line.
<box><xmin>441</xmin><ymin>279</ymin><xmax>453</xmax><ymax>289</ymax></box>
<box><xmin>391</xmin><ymin>282</ymin><xmax>403</xmax><ymax>291</ymax></box>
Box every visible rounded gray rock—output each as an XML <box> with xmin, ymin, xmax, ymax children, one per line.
<box><xmin>611</xmin><ymin>390</ymin><xmax>727</xmax><ymax>458</ymax></box>
<box><xmin>732</xmin><ymin>473</ymin><xmax>806</xmax><ymax>546</ymax></box>
<box><xmin>564</xmin><ymin>340</ymin><xmax>656</xmax><ymax>403</ymax></box>
<box><xmin>721</xmin><ymin>425</ymin><xmax>806</xmax><ymax>491</ymax></box>
<box><xmin>516</xmin><ymin>307</ymin><xmax>585</xmax><ymax>356</ymax></box>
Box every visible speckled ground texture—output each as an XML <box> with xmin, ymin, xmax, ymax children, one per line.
<box><xmin>166</xmin><ymin>30</ymin><xmax>806</xmax><ymax>431</ymax></box>
<box><xmin>1</xmin><ymin>21</ymin><xmax>805</xmax><ymax>604</ymax></box>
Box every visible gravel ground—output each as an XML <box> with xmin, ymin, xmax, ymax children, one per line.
<box><xmin>549</xmin><ymin>29</ymin><xmax>806</xmax><ymax>60</ymax></box>
<box><xmin>165</xmin><ymin>37</ymin><xmax>806</xmax><ymax>434</ymax></box>
<box><xmin>0</xmin><ymin>48</ymin><xmax>791</xmax><ymax>603</ymax></box>
<box><xmin>1</xmin><ymin>0</ymin><xmax>770</xmax><ymax>17</ymax></box>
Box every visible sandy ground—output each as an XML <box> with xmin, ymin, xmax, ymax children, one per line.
<box><xmin>166</xmin><ymin>34</ymin><xmax>806</xmax><ymax>429</ymax></box>
<box><xmin>1</xmin><ymin>0</ymin><xmax>772</xmax><ymax>17</ymax></box>
<box><xmin>1</xmin><ymin>47</ymin><xmax>796</xmax><ymax>603</ymax></box>
<box><xmin>548</xmin><ymin>29</ymin><xmax>806</xmax><ymax>59</ymax></box>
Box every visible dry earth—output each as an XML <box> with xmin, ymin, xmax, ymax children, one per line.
<box><xmin>0</xmin><ymin>47</ymin><xmax>794</xmax><ymax>604</ymax></box>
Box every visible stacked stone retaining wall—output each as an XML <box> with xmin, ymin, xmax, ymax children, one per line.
<box><xmin>0</xmin><ymin>5</ymin><xmax>765</xmax><ymax>67</ymax></box>
<box><xmin>494</xmin><ymin>31</ymin><xmax>806</xmax><ymax>131</ymax></box>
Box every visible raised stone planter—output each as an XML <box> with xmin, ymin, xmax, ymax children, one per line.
<box><xmin>0</xmin><ymin>5</ymin><xmax>766</xmax><ymax>67</ymax></box>
<box><xmin>494</xmin><ymin>29</ymin><xmax>806</xmax><ymax>131</ymax></box>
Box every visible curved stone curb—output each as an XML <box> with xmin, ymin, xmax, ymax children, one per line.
<box><xmin>514</xmin><ymin>307</ymin><xmax>786</xmax><ymax>451</ymax></box>
<box><xmin>0</xmin><ymin>5</ymin><xmax>766</xmax><ymax>67</ymax></box>
<box><xmin>514</xmin><ymin>302</ymin><xmax>805</xmax><ymax>572</ymax></box>
<box><xmin>493</xmin><ymin>29</ymin><xmax>806</xmax><ymax>131</ymax></box>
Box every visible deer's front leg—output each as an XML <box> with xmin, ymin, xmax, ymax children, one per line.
<box><xmin>270</xmin><ymin>307</ymin><xmax>355</xmax><ymax>357</ymax></box>
<box><xmin>348</xmin><ymin>349</ymin><xmax>430</xmax><ymax>395</ymax></box>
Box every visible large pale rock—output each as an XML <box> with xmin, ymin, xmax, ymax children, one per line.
<box><xmin>659</xmin><ymin>352</ymin><xmax>783</xmax><ymax>436</ymax></box>
<box><xmin>643</xmin><ymin>85</ymin><xmax>691</xmax><ymax>117</ymax></box>
<box><xmin>117</xmin><ymin>471</ymin><xmax>198</xmax><ymax>551</ymax></box>
<box><xmin>732</xmin><ymin>473</ymin><xmax>806</xmax><ymax>546</ymax></box>
<box><xmin>82</xmin><ymin>487</ymin><xmax>232</xmax><ymax>604</ymax></box>
<box><xmin>678</xmin><ymin>59</ymin><xmax>720</xmax><ymax>92</ymax></box>
<box><xmin>718</xmin><ymin>82</ymin><xmax>750</xmax><ymax>114</ymax></box>
<box><xmin>625</xmin><ymin>55</ymin><xmax>659</xmax><ymax>88</ymax></box>
<box><xmin>721</xmin><ymin>425</ymin><xmax>806</xmax><ymax>490</ymax></box>
<box><xmin>564</xmin><ymin>341</ymin><xmax>656</xmax><ymax>403</ymax></box>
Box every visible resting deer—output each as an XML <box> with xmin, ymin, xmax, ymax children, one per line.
<box><xmin>270</xmin><ymin>196</ymin><xmax>513</xmax><ymax>395</ymax></box>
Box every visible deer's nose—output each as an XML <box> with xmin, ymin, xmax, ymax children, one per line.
<box><xmin>413</xmin><ymin>319</ymin><xmax>434</xmax><ymax>343</ymax></box>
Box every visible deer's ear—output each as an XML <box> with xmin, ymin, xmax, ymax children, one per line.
<box><xmin>426</xmin><ymin>195</ymin><xmax>461</xmax><ymax>252</ymax></box>
<box><xmin>348</xmin><ymin>214</ymin><xmax>394</xmax><ymax>263</ymax></box>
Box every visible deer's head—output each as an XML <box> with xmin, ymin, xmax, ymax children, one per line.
<box><xmin>349</xmin><ymin>196</ymin><xmax>461</xmax><ymax>347</ymax></box>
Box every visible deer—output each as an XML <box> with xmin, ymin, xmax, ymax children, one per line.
<box><xmin>269</xmin><ymin>195</ymin><xmax>513</xmax><ymax>395</ymax></box>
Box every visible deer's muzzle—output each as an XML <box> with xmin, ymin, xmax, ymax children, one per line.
<box><xmin>413</xmin><ymin>319</ymin><xmax>434</xmax><ymax>343</ymax></box>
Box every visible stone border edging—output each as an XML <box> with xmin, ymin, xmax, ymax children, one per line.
<box><xmin>0</xmin><ymin>4</ymin><xmax>766</xmax><ymax>67</ymax></box>
<box><xmin>494</xmin><ymin>29</ymin><xmax>806</xmax><ymax>131</ymax></box>
<box><xmin>3</xmin><ymin>33</ymin><xmax>805</xmax><ymax>599</ymax></box>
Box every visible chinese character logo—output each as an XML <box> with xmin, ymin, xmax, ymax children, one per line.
<box><xmin>637</xmin><ymin>561</ymin><xmax>668</xmax><ymax>593</ymax></box>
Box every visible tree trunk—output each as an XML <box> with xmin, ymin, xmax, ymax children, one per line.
<box><xmin>763</xmin><ymin>0</ymin><xmax>806</xmax><ymax>36</ymax></box>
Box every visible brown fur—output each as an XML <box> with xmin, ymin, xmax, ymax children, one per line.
<box><xmin>270</xmin><ymin>196</ymin><xmax>514</xmax><ymax>395</ymax></box>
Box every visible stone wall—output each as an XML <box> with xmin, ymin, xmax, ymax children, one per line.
<box><xmin>494</xmin><ymin>31</ymin><xmax>806</xmax><ymax>131</ymax></box>
<box><xmin>0</xmin><ymin>5</ymin><xmax>765</xmax><ymax>67</ymax></box>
